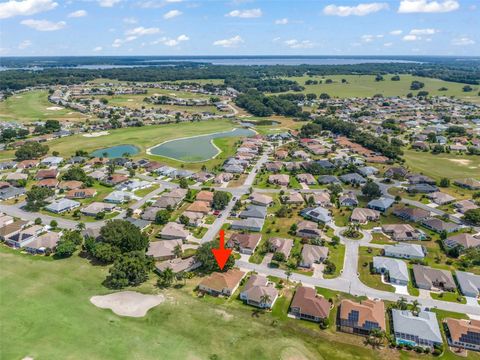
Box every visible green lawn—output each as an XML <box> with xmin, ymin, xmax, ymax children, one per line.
<box><xmin>0</xmin><ymin>90</ymin><xmax>88</xmax><ymax>123</ymax></box>
<box><xmin>0</xmin><ymin>248</ymin><xmax>394</xmax><ymax>360</ymax></box>
<box><xmin>403</xmin><ymin>149</ymin><xmax>480</xmax><ymax>181</ymax></box>
<box><xmin>323</xmin><ymin>243</ymin><xmax>345</xmax><ymax>279</ymax></box>
<box><xmin>430</xmin><ymin>291</ymin><xmax>466</xmax><ymax>304</ymax></box>
<box><xmin>358</xmin><ymin>247</ymin><xmax>395</xmax><ymax>293</ymax></box>
<box><xmin>276</xmin><ymin>74</ymin><xmax>480</xmax><ymax>104</ymax></box>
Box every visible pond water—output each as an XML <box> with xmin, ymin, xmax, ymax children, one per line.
<box><xmin>148</xmin><ymin>128</ymin><xmax>256</xmax><ymax>162</ymax></box>
<box><xmin>91</xmin><ymin>144</ymin><xmax>139</xmax><ymax>158</ymax></box>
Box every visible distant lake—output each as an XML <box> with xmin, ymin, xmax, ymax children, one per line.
<box><xmin>91</xmin><ymin>144</ymin><xmax>139</xmax><ymax>158</ymax></box>
<box><xmin>149</xmin><ymin>128</ymin><xmax>255</xmax><ymax>162</ymax></box>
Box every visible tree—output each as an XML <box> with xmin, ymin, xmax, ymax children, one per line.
<box><xmin>179</xmin><ymin>178</ymin><xmax>189</xmax><ymax>189</ymax></box>
<box><xmin>439</xmin><ymin>178</ymin><xmax>450</xmax><ymax>187</ymax></box>
<box><xmin>196</xmin><ymin>240</ymin><xmax>234</xmax><ymax>272</ymax></box>
<box><xmin>15</xmin><ymin>142</ymin><xmax>49</xmax><ymax>160</ymax></box>
<box><xmin>212</xmin><ymin>191</ymin><xmax>230</xmax><ymax>210</ymax></box>
<box><xmin>289</xmin><ymin>223</ymin><xmax>298</xmax><ymax>235</ymax></box>
<box><xmin>362</xmin><ymin>181</ymin><xmax>382</xmax><ymax>199</ymax></box>
<box><xmin>464</xmin><ymin>208</ymin><xmax>480</xmax><ymax>225</ymax></box>
<box><xmin>100</xmin><ymin>219</ymin><xmax>149</xmax><ymax>253</ymax></box>
<box><xmin>411</xmin><ymin>299</ymin><xmax>420</xmax><ymax>316</ymax></box>
<box><xmin>107</xmin><ymin>162</ymin><xmax>116</xmax><ymax>177</ymax></box>
<box><xmin>285</xmin><ymin>269</ymin><xmax>292</xmax><ymax>282</ymax></box>
<box><xmin>34</xmin><ymin>217</ymin><xmax>42</xmax><ymax>225</ymax></box>
<box><xmin>25</xmin><ymin>186</ymin><xmax>54</xmax><ymax>211</ymax></box>
<box><xmin>157</xmin><ymin>267</ymin><xmax>175</xmax><ymax>288</ymax></box>
<box><xmin>173</xmin><ymin>244</ymin><xmax>183</xmax><ymax>259</ymax></box>
<box><xmin>179</xmin><ymin>214</ymin><xmax>190</xmax><ymax>226</ymax></box>
<box><xmin>106</xmin><ymin>251</ymin><xmax>154</xmax><ymax>289</ymax></box>
<box><xmin>410</xmin><ymin>81</ymin><xmax>424</xmax><ymax>90</ymax></box>
<box><xmin>55</xmin><ymin>240</ymin><xmax>77</xmax><ymax>258</ymax></box>
<box><xmin>275</xmin><ymin>205</ymin><xmax>289</xmax><ymax>217</ymax></box>
<box><xmin>259</xmin><ymin>294</ymin><xmax>272</xmax><ymax>308</ymax></box>
<box><xmin>62</xmin><ymin>166</ymin><xmax>90</xmax><ymax>183</ymax></box>
<box><xmin>76</xmin><ymin>222</ymin><xmax>86</xmax><ymax>232</ymax></box>
<box><xmin>272</xmin><ymin>251</ymin><xmax>286</xmax><ymax>262</ymax></box>
<box><xmin>50</xmin><ymin>220</ymin><xmax>58</xmax><ymax>229</ymax></box>
<box><xmin>463</xmin><ymin>85</ymin><xmax>473</xmax><ymax>92</ymax></box>
<box><xmin>323</xmin><ymin>260</ymin><xmax>336</xmax><ymax>274</ymax></box>
<box><xmin>396</xmin><ymin>297</ymin><xmax>408</xmax><ymax>310</ymax></box>
<box><xmin>155</xmin><ymin>209</ymin><xmax>171</xmax><ymax>225</ymax></box>
<box><xmin>91</xmin><ymin>242</ymin><xmax>121</xmax><ymax>263</ymax></box>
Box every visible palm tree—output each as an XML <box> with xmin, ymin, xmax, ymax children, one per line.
<box><xmin>107</xmin><ymin>162</ymin><xmax>115</xmax><ymax>177</ymax></box>
<box><xmin>159</xmin><ymin>268</ymin><xmax>175</xmax><ymax>288</ymax></box>
<box><xmin>411</xmin><ymin>299</ymin><xmax>420</xmax><ymax>316</ymax></box>
<box><xmin>173</xmin><ymin>244</ymin><xmax>183</xmax><ymax>259</ymax></box>
<box><xmin>285</xmin><ymin>269</ymin><xmax>292</xmax><ymax>283</ymax></box>
<box><xmin>76</xmin><ymin>222</ymin><xmax>86</xmax><ymax>232</ymax></box>
<box><xmin>259</xmin><ymin>294</ymin><xmax>272</xmax><ymax>309</ymax></box>
<box><xmin>396</xmin><ymin>297</ymin><xmax>408</xmax><ymax>310</ymax></box>
<box><xmin>366</xmin><ymin>329</ymin><xmax>385</xmax><ymax>348</ymax></box>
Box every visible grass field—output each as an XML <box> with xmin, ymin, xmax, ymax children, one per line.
<box><xmin>0</xmin><ymin>90</ymin><xmax>89</xmax><ymax>123</ymax></box>
<box><xmin>403</xmin><ymin>149</ymin><xmax>480</xmax><ymax>180</ymax></box>
<box><xmin>1</xmin><ymin>248</ymin><xmax>396</xmax><ymax>360</ymax></box>
<box><xmin>277</xmin><ymin>74</ymin><xmax>480</xmax><ymax>103</ymax></box>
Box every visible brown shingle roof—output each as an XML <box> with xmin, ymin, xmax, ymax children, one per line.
<box><xmin>291</xmin><ymin>286</ymin><xmax>330</xmax><ymax>319</ymax></box>
<box><xmin>339</xmin><ymin>299</ymin><xmax>386</xmax><ymax>331</ymax></box>
<box><xmin>199</xmin><ymin>269</ymin><xmax>245</xmax><ymax>293</ymax></box>
<box><xmin>446</xmin><ymin>318</ymin><xmax>480</xmax><ymax>343</ymax></box>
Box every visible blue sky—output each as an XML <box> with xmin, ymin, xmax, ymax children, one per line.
<box><xmin>0</xmin><ymin>0</ymin><xmax>478</xmax><ymax>56</ymax></box>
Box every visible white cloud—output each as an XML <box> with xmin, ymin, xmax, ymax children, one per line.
<box><xmin>163</xmin><ymin>9</ymin><xmax>182</xmax><ymax>19</ymax></box>
<box><xmin>20</xmin><ymin>19</ymin><xmax>66</xmax><ymax>31</ymax></box>
<box><xmin>226</xmin><ymin>8</ymin><xmax>262</xmax><ymax>18</ymax></box>
<box><xmin>151</xmin><ymin>34</ymin><xmax>189</xmax><ymax>47</ymax></box>
<box><xmin>98</xmin><ymin>0</ymin><xmax>121</xmax><ymax>8</ymax></box>
<box><xmin>112</xmin><ymin>38</ymin><xmax>123</xmax><ymax>47</ymax></box>
<box><xmin>275</xmin><ymin>18</ymin><xmax>288</xmax><ymax>25</ymax></box>
<box><xmin>323</xmin><ymin>2</ymin><xmax>388</xmax><ymax>16</ymax></box>
<box><xmin>18</xmin><ymin>40</ymin><xmax>32</xmax><ymax>49</ymax></box>
<box><xmin>0</xmin><ymin>0</ymin><xmax>57</xmax><ymax>19</ymax></box>
<box><xmin>398</xmin><ymin>0</ymin><xmax>459</xmax><ymax>13</ymax></box>
<box><xmin>451</xmin><ymin>37</ymin><xmax>475</xmax><ymax>46</ymax></box>
<box><xmin>402</xmin><ymin>34</ymin><xmax>418</xmax><ymax>41</ymax></box>
<box><xmin>361</xmin><ymin>34</ymin><xmax>384</xmax><ymax>42</ymax></box>
<box><xmin>213</xmin><ymin>35</ymin><xmax>244</xmax><ymax>48</ymax></box>
<box><xmin>123</xmin><ymin>17</ymin><xmax>137</xmax><ymax>24</ymax></box>
<box><xmin>383</xmin><ymin>42</ymin><xmax>393</xmax><ymax>47</ymax></box>
<box><xmin>390</xmin><ymin>30</ymin><xmax>403</xmax><ymax>35</ymax></box>
<box><xmin>410</xmin><ymin>28</ymin><xmax>437</xmax><ymax>35</ymax></box>
<box><xmin>68</xmin><ymin>10</ymin><xmax>87</xmax><ymax>18</ymax></box>
<box><xmin>93</xmin><ymin>46</ymin><xmax>103</xmax><ymax>52</ymax></box>
<box><xmin>125</xmin><ymin>26</ymin><xmax>160</xmax><ymax>36</ymax></box>
<box><xmin>284</xmin><ymin>39</ymin><xmax>314</xmax><ymax>49</ymax></box>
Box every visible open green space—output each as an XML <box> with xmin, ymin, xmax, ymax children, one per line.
<box><xmin>1</xmin><ymin>248</ymin><xmax>396</xmax><ymax>360</ymax></box>
<box><xmin>358</xmin><ymin>247</ymin><xmax>395</xmax><ymax>292</ymax></box>
<box><xmin>403</xmin><ymin>149</ymin><xmax>480</xmax><ymax>181</ymax></box>
<box><xmin>277</xmin><ymin>74</ymin><xmax>480</xmax><ymax>103</ymax></box>
<box><xmin>0</xmin><ymin>90</ymin><xmax>89</xmax><ymax>123</ymax></box>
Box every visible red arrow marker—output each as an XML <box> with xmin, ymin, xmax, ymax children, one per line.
<box><xmin>211</xmin><ymin>229</ymin><xmax>232</xmax><ymax>270</ymax></box>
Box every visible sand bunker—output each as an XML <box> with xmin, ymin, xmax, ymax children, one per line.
<box><xmin>90</xmin><ymin>291</ymin><xmax>165</xmax><ymax>317</ymax></box>
<box><xmin>83</xmin><ymin>131</ymin><xmax>109</xmax><ymax>138</ymax></box>
<box><xmin>46</xmin><ymin>106</ymin><xmax>64</xmax><ymax>111</ymax></box>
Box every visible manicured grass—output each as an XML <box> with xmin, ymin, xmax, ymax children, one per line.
<box><xmin>403</xmin><ymin>149</ymin><xmax>480</xmax><ymax>181</ymax></box>
<box><xmin>134</xmin><ymin>184</ymin><xmax>159</xmax><ymax>198</ymax></box>
<box><xmin>0</xmin><ymin>248</ymin><xmax>393</xmax><ymax>360</ymax></box>
<box><xmin>358</xmin><ymin>247</ymin><xmax>395</xmax><ymax>293</ymax></box>
<box><xmin>276</xmin><ymin>74</ymin><xmax>480</xmax><ymax>104</ymax></box>
<box><xmin>191</xmin><ymin>226</ymin><xmax>208</xmax><ymax>239</ymax></box>
<box><xmin>370</xmin><ymin>232</ymin><xmax>395</xmax><ymax>245</ymax></box>
<box><xmin>323</xmin><ymin>243</ymin><xmax>345</xmax><ymax>279</ymax></box>
<box><xmin>0</xmin><ymin>90</ymin><xmax>89</xmax><ymax>123</ymax></box>
<box><xmin>430</xmin><ymin>291</ymin><xmax>466</xmax><ymax>304</ymax></box>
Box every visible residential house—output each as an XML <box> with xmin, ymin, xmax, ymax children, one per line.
<box><xmin>338</xmin><ymin>299</ymin><xmax>386</xmax><ymax>336</ymax></box>
<box><xmin>421</xmin><ymin>218</ymin><xmax>460</xmax><ymax>234</ymax></box>
<box><xmin>408</xmin><ymin>183</ymin><xmax>438</xmax><ymax>194</ymax></box>
<box><xmin>296</xmin><ymin>173</ymin><xmax>317</xmax><ymax>185</ymax></box>
<box><xmin>454</xmin><ymin>200</ymin><xmax>478</xmax><ymax>214</ymax></box>
<box><xmin>308</xmin><ymin>192</ymin><xmax>331</xmax><ymax>207</ymax></box>
<box><xmin>239</xmin><ymin>274</ymin><xmax>278</xmax><ymax>309</ymax></box>
<box><xmin>0</xmin><ymin>186</ymin><xmax>26</xmax><ymax>200</ymax></box>
<box><xmin>59</xmin><ymin>180</ymin><xmax>83</xmax><ymax>190</ymax></box>
<box><xmin>45</xmin><ymin>199</ymin><xmax>80</xmax><ymax>213</ymax></box>
<box><xmin>444</xmin><ymin>233</ymin><xmax>480</xmax><ymax>250</ymax></box>
<box><xmin>268</xmin><ymin>174</ymin><xmax>289</xmax><ymax>187</ymax></box>
<box><xmin>357</xmin><ymin>166</ymin><xmax>379</xmax><ymax>177</ymax></box>
<box><xmin>227</xmin><ymin>233</ymin><xmax>262</xmax><ymax>255</ymax></box>
<box><xmin>24</xmin><ymin>231</ymin><xmax>61</xmax><ymax>254</ymax></box>
<box><xmin>239</xmin><ymin>205</ymin><xmax>267</xmax><ymax>219</ymax></box>
<box><xmin>186</xmin><ymin>201</ymin><xmax>211</xmax><ymax>214</ymax></box>
<box><xmin>37</xmin><ymin>178</ymin><xmax>59</xmax><ymax>189</ymax></box>
<box><xmin>81</xmin><ymin>202</ymin><xmax>116</xmax><ymax>216</ymax></box>
<box><xmin>155</xmin><ymin>257</ymin><xmax>202</xmax><ymax>274</ymax></box>
<box><xmin>250</xmin><ymin>192</ymin><xmax>273</xmax><ymax>206</ymax></box>
<box><xmin>318</xmin><ymin>175</ymin><xmax>340</xmax><ymax>185</ymax></box>
<box><xmin>289</xmin><ymin>286</ymin><xmax>330</xmax><ymax>323</ymax></box>
<box><xmin>339</xmin><ymin>192</ymin><xmax>358</xmax><ymax>207</ymax></box>
<box><xmin>265</xmin><ymin>161</ymin><xmax>283</xmax><ymax>172</ymax></box>
<box><xmin>427</xmin><ymin>191</ymin><xmax>456</xmax><ymax>205</ymax></box>
<box><xmin>5</xmin><ymin>225</ymin><xmax>43</xmax><ymax>248</ymax></box>
<box><xmin>351</xmin><ymin>208</ymin><xmax>380</xmax><ymax>224</ymax></box>
<box><xmin>296</xmin><ymin>220</ymin><xmax>322</xmax><ymax>239</ymax></box>
<box><xmin>372</xmin><ymin>257</ymin><xmax>409</xmax><ymax>285</ymax></box>
<box><xmin>147</xmin><ymin>239</ymin><xmax>183</xmax><ymax>260</ymax></box>
<box><xmin>455</xmin><ymin>271</ymin><xmax>480</xmax><ymax>298</ymax></box>
<box><xmin>284</xmin><ymin>192</ymin><xmax>304</xmax><ymax>205</ymax></box>
<box><xmin>454</xmin><ymin>178</ymin><xmax>480</xmax><ymax>190</ymax></box>
<box><xmin>300</xmin><ymin>245</ymin><xmax>329</xmax><ymax>268</ymax></box>
<box><xmin>268</xmin><ymin>237</ymin><xmax>294</xmax><ymax>258</ymax></box>
<box><xmin>339</xmin><ymin>173</ymin><xmax>366</xmax><ymax>185</ymax></box>
<box><xmin>445</xmin><ymin>318</ymin><xmax>480</xmax><ymax>351</ymax></box>
<box><xmin>196</xmin><ymin>190</ymin><xmax>214</xmax><ymax>204</ymax></box>
<box><xmin>385</xmin><ymin>167</ymin><xmax>409</xmax><ymax>179</ymax></box>
<box><xmin>66</xmin><ymin>188</ymin><xmax>97</xmax><ymax>199</ymax></box>
<box><xmin>413</xmin><ymin>265</ymin><xmax>456</xmax><ymax>291</ymax></box>
<box><xmin>160</xmin><ymin>222</ymin><xmax>189</xmax><ymax>240</ymax></box>
<box><xmin>300</xmin><ymin>206</ymin><xmax>332</xmax><ymax>224</ymax></box>
<box><xmin>230</xmin><ymin>218</ymin><xmax>265</xmax><ymax>232</ymax></box>
<box><xmin>35</xmin><ymin>169</ymin><xmax>58</xmax><ymax>180</ymax></box>
<box><xmin>382</xmin><ymin>224</ymin><xmax>425</xmax><ymax>241</ymax></box>
<box><xmin>198</xmin><ymin>269</ymin><xmax>246</xmax><ymax>297</ymax></box>
<box><xmin>41</xmin><ymin>156</ymin><xmax>63</xmax><ymax>166</ymax></box>
<box><xmin>393</xmin><ymin>206</ymin><xmax>430</xmax><ymax>222</ymax></box>
<box><xmin>384</xmin><ymin>243</ymin><xmax>425</xmax><ymax>260</ymax></box>
<box><xmin>367</xmin><ymin>197</ymin><xmax>395</xmax><ymax>212</ymax></box>
<box><xmin>104</xmin><ymin>190</ymin><xmax>136</xmax><ymax>204</ymax></box>
<box><xmin>0</xmin><ymin>220</ymin><xmax>29</xmax><ymax>241</ymax></box>
<box><xmin>392</xmin><ymin>310</ymin><xmax>443</xmax><ymax>350</ymax></box>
